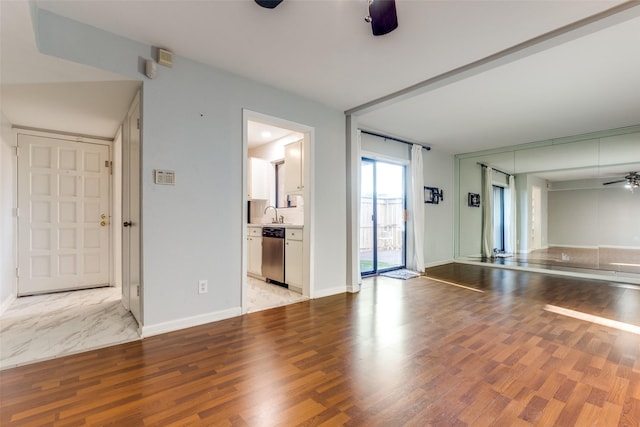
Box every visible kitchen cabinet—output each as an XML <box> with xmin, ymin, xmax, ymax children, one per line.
<box><xmin>285</xmin><ymin>228</ymin><xmax>303</xmax><ymax>292</ymax></box>
<box><xmin>248</xmin><ymin>157</ymin><xmax>270</xmax><ymax>200</ymax></box>
<box><xmin>284</xmin><ymin>140</ymin><xmax>303</xmax><ymax>194</ymax></box>
<box><xmin>247</xmin><ymin>226</ymin><xmax>263</xmax><ymax>277</ymax></box>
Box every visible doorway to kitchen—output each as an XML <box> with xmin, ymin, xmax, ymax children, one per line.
<box><xmin>360</xmin><ymin>158</ymin><xmax>406</xmax><ymax>276</ymax></box>
<box><xmin>242</xmin><ymin>110</ymin><xmax>314</xmax><ymax>313</ymax></box>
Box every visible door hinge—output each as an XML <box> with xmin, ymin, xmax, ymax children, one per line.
<box><xmin>136</xmin><ymin>285</ymin><xmax>140</xmax><ymax>297</ymax></box>
<box><xmin>14</xmin><ymin>208</ymin><xmax>19</xmax><ymax>217</ymax></box>
<box><xmin>136</xmin><ymin>118</ymin><xmax>140</xmax><ymax>130</ymax></box>
<box><xmin>105</xmin><ymin>160</ymin><xmax>113</xmax><ymax>174</ymax></box>
<box><xmin>14</xmin><ymin>146</ymin><xmax>19</xmax><ymax>157</ymax></box>
<box><xmin>15</xmin><ymin>268</ymin><xmax>19</xmax><ymax>278</ymax></box>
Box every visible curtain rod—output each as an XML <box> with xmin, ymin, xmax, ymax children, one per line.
<box><xmin>478</xmin><ymin>162</ymin><xmax>512</xmax><ymax>177</ymax></box>
<box><xmin>360</xmin><ymin>130</ymin><xmax>431</xmax><ymax>151</ymax></box>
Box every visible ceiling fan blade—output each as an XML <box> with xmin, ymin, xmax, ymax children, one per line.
<box><xmin>255</xmin><ymin>0</ymin><xmax>283</xmax><ymax>9</ymax></box>
<box><xmin>603</xmin><ymin>179</ymin><xmax>625</xmax><ymax>185</ymax></box>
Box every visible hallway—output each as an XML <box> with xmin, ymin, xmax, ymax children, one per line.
<box><xmin>0</xmin><ymin>287</ymin><xmax>139</xmax><ymax>370</ymax></box>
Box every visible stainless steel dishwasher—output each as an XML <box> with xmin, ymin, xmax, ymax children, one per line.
<box><xmin>262</xmin><ymin>227</ymin><xmax>286</xmax><ymax>286</ymax></box>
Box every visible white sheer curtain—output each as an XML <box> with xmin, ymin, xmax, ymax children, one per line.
<box><xmin>411</xmin><ymin>144</ymin><xmax>425</xmax><ymax>272</ymax></box>
<box><xmin>356</xmin><ymin>130</ymin><xmax>362</xmax><ymax>283</ymax></box>
<box><xmin>505</xmin><ymin>175</ymin><xmax>517</xmax><ymax>254</ymax></box>
<box><xmin>481</xmin><ymin>166</ymin><xmax>494</xmax><ymax>258</ymax></box>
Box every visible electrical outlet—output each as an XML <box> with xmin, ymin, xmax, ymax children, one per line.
<box><xmin>198</xmin><ymin>279</ymin><xmax>208</xmax><ymax>294</ymax></box>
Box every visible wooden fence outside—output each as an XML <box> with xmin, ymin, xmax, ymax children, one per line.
<box><xmin>360</xmin><ymin>197</ymin><xmax>404</xmax><ymax>251</ymax></box>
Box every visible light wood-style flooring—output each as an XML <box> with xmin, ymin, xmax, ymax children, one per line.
<box><xmin>3</xmin><ymin>264</ymin><xmax>640</xmax><ymax>425</ymax></box>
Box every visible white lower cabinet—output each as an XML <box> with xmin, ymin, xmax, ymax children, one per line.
<box><xmin>247</xmin><ymin>227</ymin><xmax>263</xmax><ymax>277</ymax></box>
<box><xmin>285</xmin><ymin>228</ymin><xmax>303</xmax><ymax>292</ymax></box>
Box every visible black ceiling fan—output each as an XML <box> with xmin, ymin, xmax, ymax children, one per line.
<box><xmin>255</xmin><ymin>0</ymin><xmax>399</xmax><ymax>36</ymax></box>
<box><xmin>603</xmin><ymin>172</ymin><xmax>640</xmax><ymax>188</ymax></box>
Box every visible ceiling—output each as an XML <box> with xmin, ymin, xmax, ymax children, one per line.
<box><xmin>247</xmin><ymin>121</ymin><xmax>303</xmax><ymax>149</ymax></box>
<box><xmin>1</xmin><ymin>1</ymin><xmax>639</xmax><ymax>153</ymax></box>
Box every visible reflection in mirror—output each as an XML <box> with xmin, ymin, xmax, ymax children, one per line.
<box><xmin>456</xmin><ymin>127</ymin><xmax>640</xmax><ymax>282</ymax></box>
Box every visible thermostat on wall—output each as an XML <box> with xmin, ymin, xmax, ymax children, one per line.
<box><xmin>154</xmin><ymin>169</ymin><xmax>176</xmax><ymax>185</ymax></box>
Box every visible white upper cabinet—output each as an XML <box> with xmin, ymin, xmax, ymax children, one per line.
<box><xmin>284</xmin><ymin>140</ymin><xmax>303</xmax><ymax>194</ymax></box>
<box><xmin>248</xmin><ymin>157</ymin><xmax>270</xmax><ymax>200</ymax></box>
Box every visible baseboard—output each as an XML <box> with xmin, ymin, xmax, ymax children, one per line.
<box><xmin>346</xmin><ymin>283</ymin><xmax>360</xmax><ymax>293</ymax></box>
<box><xmin>547</xmin><ymin>244</ymin><xmax>598</xmax><ymax>249</ymax></box>
<box><xmin>424</xmin><ymin>259</ymin><xmax>454</xmax><ymax>269</ymax></box>
<box><xmin>141</xmin><ymin>307</ymin><xmax>242</xmax><ymax>338</ymax></box>
<box><xmin>0</xmin><ymin>293</ymin><xmax>16</xmax><ymax>315</ymax></box>
<box><xmin>313</xmin><ymin>285</ymin><xmax>346</xmax><ymax>299</ymax></box>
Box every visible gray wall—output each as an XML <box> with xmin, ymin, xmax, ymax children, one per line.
<box><xmin>33</xmin><ymin>9</ymin><xmax>347</xmax><ymax>330</ymax></box>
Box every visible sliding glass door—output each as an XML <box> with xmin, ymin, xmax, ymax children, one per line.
<box><xmin>360</xmin><ymin>158</ymin><xmax>406</xmax><ymax>275</ymax></box>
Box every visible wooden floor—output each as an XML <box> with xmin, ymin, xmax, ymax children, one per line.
<box><xmin>3</xmin><ymin>264</ymin><xmax>640</xmax><ymax>426</ymax></box>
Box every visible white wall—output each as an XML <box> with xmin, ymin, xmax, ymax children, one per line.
<box><xmin>548</xmin><ymin>186</ymin><xmax>640</xmax><ymax>248</ymax></box>
<box><xmin>34</xmin><ymin>9</ymin><xmax>346</xmax><ymax>330</ymax></box>
<box><xmin>423</xmin><ymin>147</ymin><xmax>455</xmax><ymax>266</ymax></box>
<box><xmin>0</xmin><ymin>112</ymin><xmax>16</xmax><ymax>311</ymax></box>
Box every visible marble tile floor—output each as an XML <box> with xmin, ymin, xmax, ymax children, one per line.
<box><xmin>1</xmin><ymin>279</ymin><xmax>307</xmax><ymax>369</ymax></box>
<box><xmin>246</xmin><ymin>276</ymin><xmax>308</xmax><ymax>313</ymax></box>
<box><xmin>0</xmin><ymin>286</ymin><xmax>140</xmax><ymax>370</ymax></box>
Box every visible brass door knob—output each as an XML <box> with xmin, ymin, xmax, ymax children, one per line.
<box><xmin>100</xmin><ymin>221</ymin><xmax>107</xmax><ymax>226</ymax></box>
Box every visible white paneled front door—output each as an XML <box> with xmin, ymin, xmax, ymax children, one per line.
<box><xmin>17</xmin><ymin>134</ymin><xmax>111</xmax><ymax>295</ymax></box>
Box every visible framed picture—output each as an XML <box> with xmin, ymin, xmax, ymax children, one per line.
<box><xmin>468</xmin><ymin>192</ymin><xmax>480</xmax><ymax>207</ymax></box>
<box><xmin>424</xmin><ymin>186</ymin><xmax>443</xmax><ymax>204</ymax></box>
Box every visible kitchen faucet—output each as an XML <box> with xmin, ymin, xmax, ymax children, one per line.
<box><xmin>264</xmin><ymin>205</ymin><xmax>279</xmax><ymax>223</ymax></box>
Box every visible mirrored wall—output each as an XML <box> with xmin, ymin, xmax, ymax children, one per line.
<box><xmin>455</xmin><ymin>126</ymin><xmax>640</xmax><ymax>281</ymax></box>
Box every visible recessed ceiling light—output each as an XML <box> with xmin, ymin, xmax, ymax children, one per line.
<box><xmin>261</xmin><ymin>131</ymin><xmax>272</xmax><ymax>139</ymax></box>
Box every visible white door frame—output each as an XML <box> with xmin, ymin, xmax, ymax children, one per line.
<box><xmin>241</xmin><ymin>109</ymin><xmax>315</xmax><ymax>314</ymax></box>
<box><xmin>122</xmin><ymin>91</ymin><xmax>142</xmax><ymax>325</ymax></box>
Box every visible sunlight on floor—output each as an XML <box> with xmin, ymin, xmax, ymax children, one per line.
<box><xmin>544</xmin><ymin>304</ymin><xmax>640</xmax><ymax>335</ymax></box>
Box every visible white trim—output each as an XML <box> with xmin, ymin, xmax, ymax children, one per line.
<box><xmin>547</xmin><ymin>244</ymin><xmax>599</xmax><ymax>249</ymax></box>
<box><xmin>314</xmin><ymin>286</ymin><xmax>346</xmax><ymax>299</ymax></box>
<box><xmin>425</xmin><ymin>259</ymin><xmax>454</xmax><ymax>269</ymax></box>
<box><xmin>598</xmin><ymin>245</ymin><xmax>640</xmax><ymax>250</ymax></box>
<box><xmin>360</xmin><ymin>149</ymin><xmax>410</xmax><ymax>166</ymax></box>
<box><xmin>241</xmin><ymin>109</ymin><xmax>315</xmax><ymax>308</ymax></box>
<box><xmin>0</xmin><ymin>292</ymin><xmax>16</xmax><ymax>315</ymax></box>
<box><xmin>141</xmin><ymin>307</ymin><xmax>242</xmax><ymax>338</ymax></box>
<box><xmin>13</xmin><ymin>127</ymin><xmax>112</xmax><ymax>145</ymax></box>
